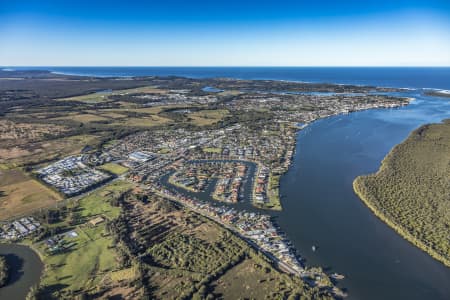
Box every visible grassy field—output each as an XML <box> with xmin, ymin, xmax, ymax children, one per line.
<box><xmin>98</xmin><ymin>163</ymin><xmax>129</xmax><ymax>175</ymax></box>
<box><xmin>57</xmin><ymin>93</ymin><xmax>111</xmax><ymax>103</ymax></box>
<box><xmin>187</xmin><ymin>109</ymin><xmax>229</xmax><ymax>126</ymax></box>
<box><xmin>267</xmin><ymin>174</ymin><xmax>282</xmax><ymax>210</ymax></box>
<box><xmin>36</xmin><ymin>225</ymin><xmax>118</xmax><ymax>293</ymax></box>
<box><xmin>203</xmin><ymin>147</ymin><xmax>222</xmax><ymax>153</ymax></box>
<box><xmin>0</xmin><ymin>169</ymin><xmax>62</xmax><ymax>220</ymax></box>
<box><xmin>34</xmin><ymin>180</ymin><xmax>133</xmax><ymax>298</ymax></box>
<box><xmin>57</xmin><ymin>86</ymin><xmax>166</xmax><ymax>103</ymax></box>
<box><xmin>0</xmin><ymin>134</ymin><xmax>100</xmax><ymax>167</ymax></box>
<box><xmin>114</xmin><ymin>86</ymin><xmax>167</xmax><ymax>94</ymax></box>
<box><xmin>112</xmin><ymin>115</ymin><xmax>171</xmax><ymax>128</ymax></box>
<box><xmin>78</xmin><ymin>180</ymin><xmax>132</xmax><ymax>220</ymax></box>
<box><xmin>50</xmin><ymin>106</ymin><xmax>174</xmax><ymax>127</ymax></box>
<box><xmin>253</xmin><ymin>171</ymin><xmax>282</xmax><ymax>211</ymax></box>
<box><xmin>212</xmin><ymin>258</ymin><xmax>292</xmax><ymax>299</ymax></box>
<box><xmin>354</xmin><ymin>120</ymin><xmax>450</xmax><ymax>267</ymax></box>
<box><xmin>52</xmin><ymin>113</ymin><xmax>110</xmax><ymax>123</ymax></box>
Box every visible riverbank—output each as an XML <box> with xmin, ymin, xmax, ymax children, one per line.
<box><xmin>0</xmin><ymin>255</ymin><xmax>9</xmax><ymax>287</ymax></box>
<box><xmin>353</xmin><ymin>120</ymin><xmax>450</xmax><ymax>268</ymax></box>
<box><xmin>151</xmin><ymin>186</ymin><xmax>346</xmax><ymax>297</ymax></box>
<box><xmin>353</xmin><ymin>181</ymin><xmax>450</xmax><ymax>267</ymax></box>
<box><xmin>0</xmin><ymin>243</ymin><xmax>43</xmax><ymax>300</ymax></box>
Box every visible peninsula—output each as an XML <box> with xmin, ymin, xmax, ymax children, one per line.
<box><xmin>354</xmin><ymin>120</ymin><xmax>450</xmax><ymax>267</ymax></box>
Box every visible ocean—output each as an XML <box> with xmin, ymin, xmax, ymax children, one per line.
<box><xmin>5</xmin><ymin>66</ymin><xmax>450</xmax><ymax>90</ymax></box>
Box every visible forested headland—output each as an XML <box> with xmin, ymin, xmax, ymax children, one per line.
<box><xmin>354</xmin><ymin>120</ymin><xmax>450</xmax><ymax>267</ymax></box>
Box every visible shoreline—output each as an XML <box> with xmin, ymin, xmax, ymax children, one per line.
<box><xmin>353</xmin><ymin>180</ymin><xmax>450</xmax><ymax>267</ymax></box>
<box><xmin>352</xmin><ymin>135</ymin><xmax>450</xmax><ymax>268</ymax></box>
<box><xmin>0</xmin><ymin>242</ymin><xmax>44</xmax><ymax>298</ymax></box>
<box><xmin>6</xmin><ymin>67</ymin><xmax>449</xmax><ymax>91</ymax></box>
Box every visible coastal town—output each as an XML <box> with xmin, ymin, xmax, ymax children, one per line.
<box><xmin>1</xmin><ymin>0</ymin><xmax>449</xmax><ymax>298</ymax></box>
<box><xmin>0</xmin><ymin>71</ymin><xmax>412</xmax><ymax>299</ymax></box>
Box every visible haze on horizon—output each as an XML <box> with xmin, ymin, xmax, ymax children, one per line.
<box><xmin>1</xmin><ymin>0</ymin><xmax>450</xmax><ymax>67</ymax></box>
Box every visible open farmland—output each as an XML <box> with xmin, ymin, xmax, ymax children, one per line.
<box><xmin>0</xmin><ymin>134</ymin><xmax>100</xmax><ymax>168</ymax></box>
<box><xmin>187</xmin><ymin>109</ymin><xmax>230</xmax><ymax>126</ymax></box>
<box><xmin>51</xmin><ymin>113</ymin><xmax>110</xmax><ymax>123</ymax></box>
<box><xmin>33</xmin><ymin>180</ymin><xmax>133</xmax><ymax>299</ymax></box>
<box><xmin>0</xmin><ymin>169</ymin><xmax>62</xmax><ymax>220</ymax></box>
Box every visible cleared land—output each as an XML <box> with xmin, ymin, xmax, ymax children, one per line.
<box><xmin>267</xmin><ymin>174</ymin><xmax>282</xmax><ymax>210</ymax></box>
<box><xmin>98</xmin><ymin>163</ymin><xmax>129</xmax><ymax>175</ymax></box>
<box><xmin>187</xmin><ymin>109</ymin><xmax>229</xmax><ymax>126</ymax></box>
<box><xmin>52</xmin><ymin>113</ymin><xmax>110</xmax><ymax>123</ymax></box>
<box><xmin>212</xmin><ymin>258</ymin><xmax>294</xmax><ymax>299</ymax></box>
<box><xmin>111</xmin><ymin>115</ymin><xmax>171</xmax><ymax>128</ymax></box>
<box><xmin>0</xmin><ymin>119</ymin><xmax>68</xmax><ymax>141</ymax></box>
<box><xmin>0</xmin><ymin>169</ymin><xmax>62</xmax><ymax>220</ymax></box>
<box><xmin>33</xmin><ymin>181</ymin><xmax>133</xmax><ymax>298</ymax></box>
<box><xmin>354</xmin><ymin>120</ymin><xmax>450</xmax><ymax>267</ymax></box>
<box><xmin>0</xmin><ymin>134</ymin><xmax>100</xmax><ymax>167</ymax></box>
<box><xmin>57</xmin><ymin>86</ymin><xmax>166</xmax><ymax>103</ymax></box>
<box><xmin>57</xmin><ymin>93</ymin><xmax>110</xmax><ymax>103</ymax></box>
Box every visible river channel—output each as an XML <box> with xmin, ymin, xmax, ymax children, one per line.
<box><xmin>0</xmin><ymin>243</ymin><xmax>43</xmax><ymax>300</ymax></box>
<box><xmin>161</xmin><ymin>89</ymin><xmax>450</xmax><ymax>300</ymax></box>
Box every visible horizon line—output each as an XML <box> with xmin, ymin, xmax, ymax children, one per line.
<box><xmin>3</xmin><ymin>65</ymin><xmax>450</xmax><ymax>68</ymax></box>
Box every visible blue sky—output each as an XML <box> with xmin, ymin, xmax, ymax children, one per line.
<box><xmin>1</xmin><ymin>0</ymin><xmax>449</xmax><ymax>66</ymax></box>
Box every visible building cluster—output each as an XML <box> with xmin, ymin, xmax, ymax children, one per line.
<box><xmin>45</xmin><ymin>230</ymin><xmax>78</xmax><ymax>254</ymax></box>
<box><xmin>119</xmin><ymin>89</ymin><xmax>219</xmax><ymax>107</ymax></box>
<box><xmin>213</xmin><ymin>163</ymin><xmax>247</xmax><ymax>203</ymax></box>
<box><xmin>106</xmin><ymin>128</ymin><xmax>214</xmax><ymax>159</ymax></box>
<box><xmin>226</xmin><ymin>92</ymin><xmax>409</xmax><ymax>123</ymax></box>
<box><xmin>128</xmin><ymin>151</ymin><xmax>155</xmax><ymax>163</ymax></box>
<box><xmin>169</xmin><ymin>163</ymin><xmax>211</xmax><ymax>192</ymax></box>
<box><xmin>0</xmin><ymin>217</ymin><xmax>41</xmax><ymax>240</ymax></box>
<box><xmin>82</xmin><ymin>151</ymin><xmax>113</xmax><ymax>166</ymax></box>
<box><xmin>101</xmin><ymin>120</ymin><xmax>294</xmax><ymax>208</ymax></box>
<box><xmin>168</xmin><ymin>161</ymin><xmax>248</xmax><ymax>203</ymax></box>
<box><xmin>37</xmin><ymin>156</ymin><xmax>111</xmax><ymax>196</ymax></box>
<box><xmin>234</xmin><ymin>213</ymin><xmax>303</xmax><ymax>273</ymax></box>
<box><xmin>254</xmin><ymin>166</ymin><xmax>270</xmax><ymax>204</ymax></box>
<box><xmin>128</xmin><ymin>155</ymin><xmax>175</xmax><ymax>182</ymax></box>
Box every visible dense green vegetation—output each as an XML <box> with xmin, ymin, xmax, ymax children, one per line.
<box><xmin>354</xmin><ymin>120</ymin><xmax>450</xmax><ymax>267</ymax></box>
<box><xmin>104</xmin><ymin>193</ymin><xmax>334</xmax><ymax>299</ymax></box>
<box><xmin>0</xmin><ymin>255</ymin><xmax>9</xmax><ymax>287</ymax></box>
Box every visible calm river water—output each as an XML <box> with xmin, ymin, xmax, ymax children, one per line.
<box><xmin>0</xmin><ymin>243</ymin><xmax>43</xmax><ymax>300</ymax></box>
<box><xmin>277</xmin><ymin>90</ymin><xmax>450</xmax><ymax>300</ymax></box>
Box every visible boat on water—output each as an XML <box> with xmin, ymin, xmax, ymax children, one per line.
<box><xmin>312</xmin><ymin>245</ymin><xmax>317</xmax><ymax>252</ymax></box>
<box><xmin>331</xmin><ymin>273</ymin><xmax>345</xmax><ymax>280</ymax></box>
